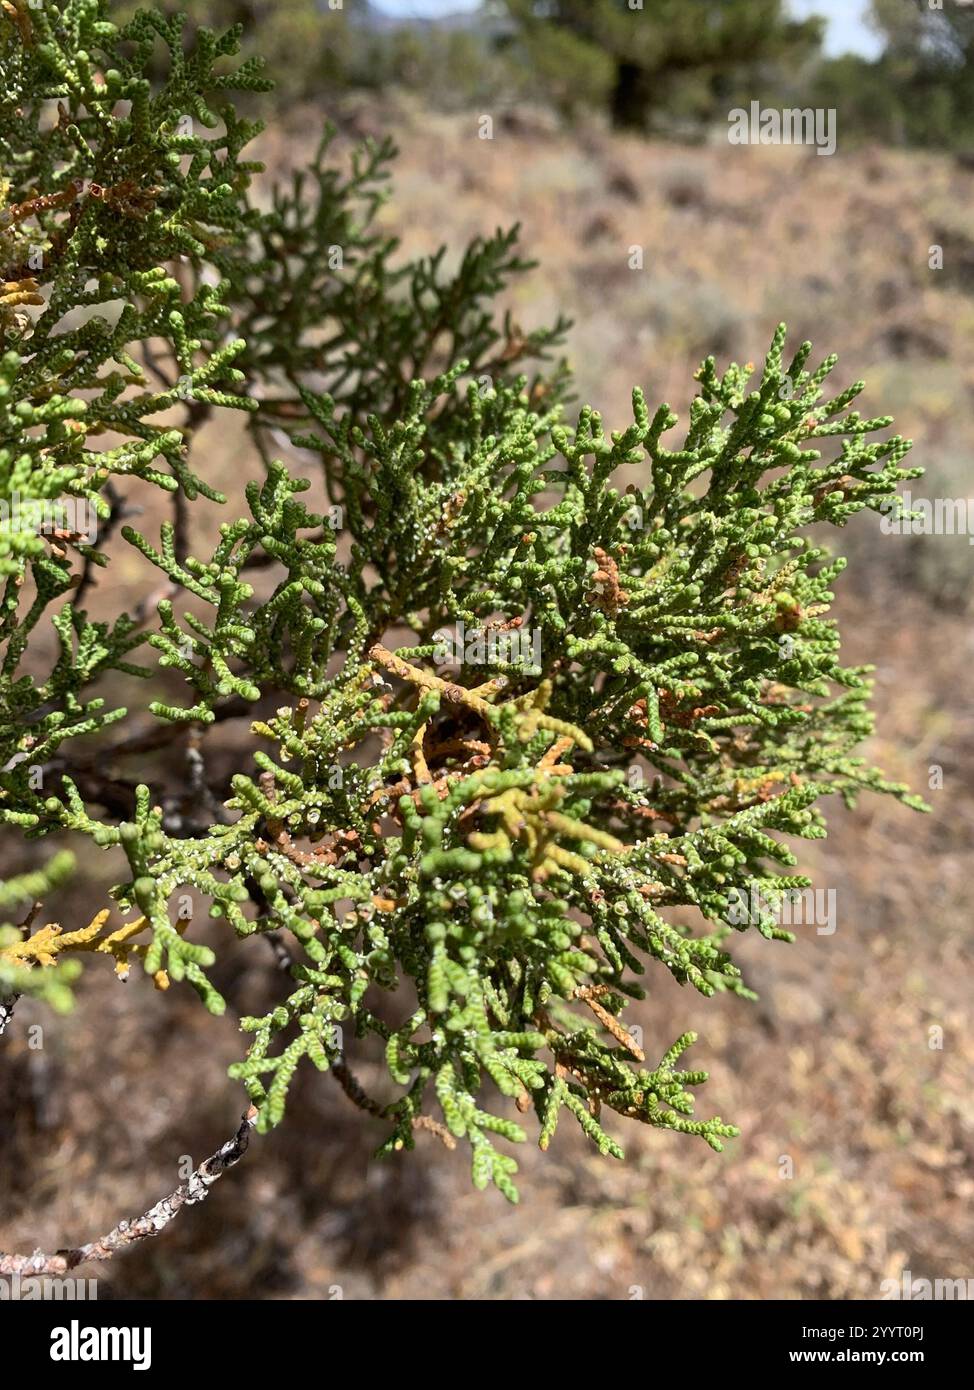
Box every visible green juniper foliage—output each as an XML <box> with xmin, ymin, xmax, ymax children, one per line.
<box><xmin>0</xmin><ymin>1</ymin><xmax>925</xmax><ymax>1204</ymax></box>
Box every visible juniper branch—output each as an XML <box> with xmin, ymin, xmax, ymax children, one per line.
<box><xmin>0</xmin><ymin>1</ymin><xmax>927</xmax><ymax>1223</ymax></box>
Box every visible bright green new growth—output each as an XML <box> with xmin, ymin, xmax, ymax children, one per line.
<box><xmin>1</xmin><ymin>2</ymin><xmax>925</xmax><ymax>1202</ymax></box>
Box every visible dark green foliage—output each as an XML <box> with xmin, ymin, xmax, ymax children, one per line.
<box><xmin>810</xmin><ymin>0</ymin><xmax>974</xmax><ymax>152</ymax></box>
<box><xmin>0</xmin><ymin>1</ymin><xmax>924</xmax><ymax>1203</ymax></box>
<box><xmin>1</xmin><ymin>0</ymin><xmax>267</xmax><ymax>801</ymax></box>
<box><xmin>506</xmin><ymin>0</ymin><xmax>974</xmax><ymax>150</ymax></box>
<box><xmin>503</xmin><ymin>0</ymin><xmax>824</xmax><ymax>130</ymax></box>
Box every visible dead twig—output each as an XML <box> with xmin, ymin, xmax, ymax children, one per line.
<box><xmin>0</xmin><ymin>900</ymin><xmax>42</xmax><ymax>1038</ymax></box>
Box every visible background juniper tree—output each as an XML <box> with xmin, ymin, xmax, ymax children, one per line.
<box><xmin>502</xmin><ymin>0</ymin><xmax>824</xmax><ymax>129</ymax></box>
<box><xmin>0</xmin><ymin>0</ymin><xmax>924</xmax><ymax>1263</ymax></box>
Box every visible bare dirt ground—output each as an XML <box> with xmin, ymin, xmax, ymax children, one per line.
<box><xmin>1</xmin><ymin>100</ymin><xmax>972</xmax><ymax>1300</ymax></box>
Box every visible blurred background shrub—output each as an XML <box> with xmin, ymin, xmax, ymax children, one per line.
<box><xmin>131</xmin><ymin>0</ymin><xmax>974</xmax><ymax>152</ymax></box>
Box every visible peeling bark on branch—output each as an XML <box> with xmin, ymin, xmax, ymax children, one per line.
<box><xmin>0</xmin><ymin>1107</ymin><xmax>258</xmax><ymax>1276</ymax></box>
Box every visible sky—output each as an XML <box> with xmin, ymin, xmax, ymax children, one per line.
<box><xmin>789</xmin><ymin>0</ymin><xmax>883</xmax><ymax>59</ymax></box>
<box><xmin>369</xmin><ymin>0</ymin><xmax>884</xmax><ymax>60</ymax></box>
<box><xmin>370</xmin><ymin>0</ymin><xmax>482</xmax><ymax>16</ymax></box>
